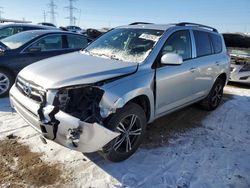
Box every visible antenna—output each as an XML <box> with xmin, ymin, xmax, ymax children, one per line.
<box><xmin>65</xmin><ymin>0</ymin><xmax>78</xmax><ymax>26</ymax></box>
<box><xmin>47</xmin><ymin>0</ymin><xmax>57</xmax><ymax>25</ymax></box>
<box><xmin>0</xmin><ymin>7</ymin><xmax>4</xmax><ymax>19</ymax></box>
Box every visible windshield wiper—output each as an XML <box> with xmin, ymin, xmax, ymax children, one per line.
<box><xmin>109</xmin><ymin>54</ymin><xmax>121</xmax><ymax>61</ymax></box>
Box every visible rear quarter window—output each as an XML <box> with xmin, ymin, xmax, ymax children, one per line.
<box><xmin>193</xmin><ymin>30</ymin><xmax>212</xmax><ymax>57</ymax></box>
<box><xmin>210</xmin><ymin>33</ymin><xmax>222</xmax><ymax>54</ymax></box>
<box><xmin>67</xmin><ymin>34</ymin><xmax>88</xmax><ymax>49</ymax></box>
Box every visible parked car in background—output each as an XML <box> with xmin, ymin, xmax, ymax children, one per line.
<box><xmin>0</xmin><ymin>30</ymin><xmax>91</xmax><ymax>96</ymax></box>
<box><xmin>10</xmin><ymin>22</ymin><xmax>230</xmax><ymax>162</ymax></box>
<box><xmin>0</xmin><ymin>23</ymin><xmax>57</xmax><ymax>39</ymax></box>
<box><xmin>65</xmin><ymin>25</ymin><xmax>85</xmax><ymax>33</ymax></box>
<box><xmin>85</xmin><ymin>28</ymin><xmax>106</xmax><ymax>40</ymax></box>
<box><xmin>223</xmin><ymin>33</ymin><xmax>250</xmax><ymax>84</ymax></box>
<box><xmin>38</xmin><ymin>22</ymin><xmax>57</xmax><ymax>27</ymax></box>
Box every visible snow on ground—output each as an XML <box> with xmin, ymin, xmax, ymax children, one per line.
<box><xmin>0</xmin><ymin>84</ymin><xmax>250</xmax><ymax>188</ymax></box>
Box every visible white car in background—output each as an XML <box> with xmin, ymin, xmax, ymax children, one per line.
<box><xmin>223</xmin><ymin>33</ymin><xmax>250</xmax><ymax>84</ymax></box>
<box><xmin>66</xmin><ymin>25</ymin><xmax>86</xmax><ymax>34</ymax></box>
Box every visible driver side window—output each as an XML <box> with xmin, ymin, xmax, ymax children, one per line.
<box><xmin>0</xmin><ymin>27</ymin><xmax>15</xmax><ymax>38</ymax></box>
<box><xmin>162</xmin><ymin>30</ymin><xmax>192</xmax><ymax>61</ymax></box>
<box><xmin>29</xmin><ymin>35</ymin><xmax>63</xmax><ymax>52</ymax></box>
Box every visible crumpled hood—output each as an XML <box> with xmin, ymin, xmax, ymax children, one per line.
<box><xmin>18</xmin><ymin>51</ymin><xmax>138</xmax><ymax>89</ymax></box>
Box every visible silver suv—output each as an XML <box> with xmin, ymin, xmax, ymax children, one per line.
<box><xmin>10</xmin><ymin>22</ymin><xmax>230</xmax><ymax>162</ymax></box>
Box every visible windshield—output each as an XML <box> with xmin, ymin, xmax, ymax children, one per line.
<box><xmin>85</xmin><ymin>28</ymin><xmax>164</xmax><ymax>63</ymax></box>
<box><xmin>0</xmin><ymin>31</ymin><xmax>40</xmax><ymax>49</ymax></box>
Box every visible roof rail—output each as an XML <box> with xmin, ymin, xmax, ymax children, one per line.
<box><xmin>129</xmin><ymin>22</ymin><xmax>153</xmax><ymax>25</ymax></box>
<box><xmin>176</xmin><ymin>22</ymin><xmax>218</xmax><ymax>32</ymax></box>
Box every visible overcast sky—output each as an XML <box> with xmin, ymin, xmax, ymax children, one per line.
<box><xmin>0</xmin><ymin>0</ymin><xmax>249</xmax><ymax>32</ymax></box>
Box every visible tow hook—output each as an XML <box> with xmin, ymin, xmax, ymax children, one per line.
<box><xmin>66</xmin><ymin>127</ymin><xmax>82</xmax><ymax>147</ymax></box>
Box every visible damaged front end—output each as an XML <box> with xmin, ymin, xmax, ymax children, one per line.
<box><xmin>230</xmin><ymin>54</ymin><xmax>250</xmax><ymax>83</ymax></box>
<box><xmin>10</xmin><ymin>82</ymin><xmax>120</xmax><ymax>153</ymax></box>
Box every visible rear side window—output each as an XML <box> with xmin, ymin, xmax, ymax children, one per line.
<box><xmin>0</xmin><ymin>27</ymin><xmax>15</xmax><ymax>38</ymax></box>
<box><xmin>193</xmin><ymin>30</ymin><xmax>212</xmax><ymax>57</ymax></box>
<box><xmin>15</xmin><ymin>27</ymin><xmax>24</xmax><ymax>34</ymax></box>
<box><xmin>30</xmin><ymin>35</ymin><xmax>63</xmax><ymax>51</ymax></box>
<box><xmin>210</xmin><ymin>33</ymin><xmax>222</xmax><ymax>54</ymax></box>
<box><xmin>67</xmin><ymin>35</ymin><xmax>88</xmax><ymax>49</ymax></box>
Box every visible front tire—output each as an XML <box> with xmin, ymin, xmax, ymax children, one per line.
<box><xmin>0</xmin><ymin>69</ymin><xmax>14</xmax><ymax>97</ymax></box>
<box><xmin>101</xmin><ymin>103</ymin><xmax>147</xmax><ymax>162</ymax></box>
<box><xmin>200</xmin><ymin>78</ymin><xmax>224</xmax><ymax>111</ymax></box>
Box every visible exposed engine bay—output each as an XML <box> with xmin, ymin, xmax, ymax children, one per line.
<box><xmin>54</xmin><ymin>86</ymin><xmax>105</xmax><ymax>124</ymax></box>
<box><xmin>231</xmin><ymin>54</ymin><xmax>250</xmax><ymax>70</ymax></box>
<box><xmin>229</xmin><ymin>47</ymin><xmax>250</xmax><ymax>65</ymax></box>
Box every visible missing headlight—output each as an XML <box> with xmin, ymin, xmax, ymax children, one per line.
<box><xmin>54</xmin><ymin>86</ymin><xmax>104</xmax><ymax>124</ymax></box>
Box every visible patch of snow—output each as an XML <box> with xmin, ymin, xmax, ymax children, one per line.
<box><xmin>0</xmin><ymin>85</ymin><xmax>250</xmax><ymax>187</ymax></box>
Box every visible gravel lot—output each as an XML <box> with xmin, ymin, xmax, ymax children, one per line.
<box><xmin>0</xmin><ymin>83</ymin><xmax>249</xmax><ymax>188</ymax></box>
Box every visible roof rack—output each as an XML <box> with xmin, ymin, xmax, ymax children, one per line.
<box><xmin>176</xmin><ymin>22</ymin><xmax>218</xmax><ymax>32</ymax></box>
<box><xmin>129</xmin><ymin>22</ymin><xmax>153</xmax><ymax>25</ymax></box>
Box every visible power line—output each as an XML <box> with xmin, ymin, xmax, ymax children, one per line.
<box><xmin>43</xmin><ymin>10</ymin><xmax>47</xmax><ymax>22</ymax></box>
<box><xmin>65</xmin><ymin>0</ymin><xmax>78</xmax><ymax>26</ymax></box>
<box><xmin>47</xmin><ymin>0</ymin><xmax>57</xmax><ymax>25</ymax></box>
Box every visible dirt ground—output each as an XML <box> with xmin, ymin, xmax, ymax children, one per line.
<box><xmin>0</xmin><ymin>136</ymin><xmax>70</xmax><ymax>188</ymax></box>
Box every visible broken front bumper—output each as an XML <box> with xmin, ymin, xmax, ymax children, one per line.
<box><xmin>9</xmin><ymin>85</ymin><xmax>119</xmax><ymax>153</ymax></box>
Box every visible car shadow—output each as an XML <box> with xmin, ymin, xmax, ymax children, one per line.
<box><xmin>228</xmin><ymin>82</ymin><xmax>250</xmax><ymax>89</ymax></box>
<box><xmin>84</xmin><ymin>94</ymin><xmax>235</xmax><ymax>187</ymax></box>
<box><xmin>0</xmin><ymin>97</ymin><xmax>12</xmax><ymax>113</ymax></box>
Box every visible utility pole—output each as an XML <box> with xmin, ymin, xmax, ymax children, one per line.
<box><xmin>0</xmin><ymin>7</ymin><xmax>4</xmax><ymax>19</ymax></box>
<box><xmin>65</xmin><ymin>0</ymin><xmax>78</xmax><ymax>26</ymax></box>
<box><xmin>43</xmin><ymin>10</ymin><xmax>47</xmax><ymax>22</ymax></box>
<box><xmin>48</xmin><ymin>0</ymin><xmax>57</xmax><ymax>25</ymax></box>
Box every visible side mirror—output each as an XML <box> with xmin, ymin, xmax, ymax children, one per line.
<box><xmin>161</xmin><ymin>53</ymin><xmax>183</xmax><ymax>65</ymax></box>
<box><xmin>28</xmin><ymin>46</ymin><xmax>42</xmax><ymax>53</ymax></box>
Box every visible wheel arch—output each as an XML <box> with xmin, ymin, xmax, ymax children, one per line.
<box><xmin>127</xmin><ymin>95</ymin><xmax>151</xmax><ymax>122</ymax></box>
<box><xmin>216</xmin><ymin>72</ymin><xmax>227</xmax><ymax>86</ymax></box>
<box><xmin>0</xmin><ymin>66</ymin><xmax>16</xmax><ymax>78</ymax></box>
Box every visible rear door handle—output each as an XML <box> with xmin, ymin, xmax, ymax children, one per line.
<box><xmin>190</xmin><ymin>67</ymin><xmax>197</xmax><ymax>72</ymax></box>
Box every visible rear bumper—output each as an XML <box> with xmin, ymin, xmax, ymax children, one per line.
<box><xmin>9</xmin><ymin>85</ymin><xmax>119</xmax><ymax>153</ymax></box>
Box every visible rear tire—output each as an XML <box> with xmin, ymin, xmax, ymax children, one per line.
<box><xmin>0</xmin><ymin>69</ymin><xmax>14</xmax><ymax>98</ymax></box>
<box><xmin>200</xmin><ymin>78</ymin><xmax>224</xmax><ymax>111</ymax></box>
<box><xmin>100</xmin><ymin>103</ymin><xmax>147</xmax><ymax>162</ymax></box>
